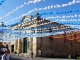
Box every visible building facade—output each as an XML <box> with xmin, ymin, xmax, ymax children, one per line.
<box><xmin>2</xmin><ymin>16</ymin><xmax>80</xmax><ymax>58</ymax></box>
<box><xmin>0</xmin><ymin>42</ymin><xmax>3</xmax><ymax>48</ymax></box>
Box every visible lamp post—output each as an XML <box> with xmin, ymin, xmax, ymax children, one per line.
<box><xmin>40</xmin><ymin>26</ymin><xmax>43</xmax><ymax>57</ymax></box>
<box><xmin>0</xmin><ymin>22</ymin><xmax>5</xmax><ymax>40</ymax></box>
<box><xmin>1</xmin><ymin>22</ymin><xmax>4</xmax><ymax>26</ymax></box>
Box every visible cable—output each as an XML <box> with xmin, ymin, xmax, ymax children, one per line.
<box><xmin>1</xmin><ymin>5</ymin><xmax>15</xmax><ymax>18</ymax></box>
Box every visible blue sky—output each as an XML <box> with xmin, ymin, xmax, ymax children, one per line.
<box><xmin>0</xmin><ymin>0</ymin><xmax>80</xmax><ymax>27</ymax></box>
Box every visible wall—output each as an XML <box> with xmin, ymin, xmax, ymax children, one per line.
<box><xmin>0</xmin><ymin>42</ymin><xmax>3</xmax><ymax>48</ymax></box>
<box><xmin>37</xmin><ymin>35</ymin><xmax>80</xmax><ymax>58</ymax></box>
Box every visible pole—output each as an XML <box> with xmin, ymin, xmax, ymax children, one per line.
<box><xmin>41</xmin><ymin>26</ymin><xmax>42</xmax><ymax>57</ymax></box>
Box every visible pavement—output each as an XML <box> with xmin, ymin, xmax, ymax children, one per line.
<box><xmin>9</xmin><ymin>57</ymin><xmax>77</xmax><ymax>60</ymax></box>
<box><xmin>0</xmin><ymin>56</ymin><xmax>77</xmax><ymax>60</ymax></box>
<box><xmin>11</xmin><ymin>54</ymin><xmax>77</xmax><ymax>60</ymax></box>
<box><xmin>0</xmin><ymin>54</ymin><xmax>77</xmax><ymax>60</ymax></box>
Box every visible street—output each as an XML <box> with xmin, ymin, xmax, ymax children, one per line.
<box><xmin>0</xmin><ymin>57</ymin><xmax>77</xmax><ymax>60</ymax></box>
<box><xmin>0</xmin><ymin>54</ymin><xmax>77</xmax><ymax>60</ymax></box>
<box><xmin>0</xmin><ymin>56</ymin><xmax>22</xmax><ymax>60</ymax></box>
<box><xmin>0</xmin><ymin>56</ymin><xmax>77</xmax><ymax>60</ymax></box>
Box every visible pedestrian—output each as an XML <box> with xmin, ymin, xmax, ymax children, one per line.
<box><xmin>38</xmin><ymin>50</ymin><xmax>41</xmax><ymax>57</ymax></box>
<box><xmin>68</xmin><ymin>54</ymin><xmax>71</xmax><ymax>60</ymax></box>
<box><xmin>31</xmin><ymin>51</ymin><xmax>34</xmax><ymax>58</ymax></box>
<box><xmin>1</xmin><ymin>50</ymin><xmax>10</xmax><ymax>60</ymax></box>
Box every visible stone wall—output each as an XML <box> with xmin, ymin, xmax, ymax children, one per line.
<box><xmin>40</xmin><ymin>37</ymin><xmax>80</xmax><ymax>58</ymax></box>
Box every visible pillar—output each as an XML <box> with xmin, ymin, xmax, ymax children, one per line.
<box><xmin>17</xmin><ymin>39</ymin><xmax>20</xmax><ymax>54</ymax></box>
<box><xmin>14</xmin><ymin>41</ymin><xmax>16</xmax><ymax>53</ymax></box>
<box><xmin>21</xmin><ymin>38</ymin><xmax>24</xmax><ymax>53</ymax></box>
<box><xmin>33</xmin><ymin>37</ymin><xmax>37</xmax><ymax>57</ymax></box>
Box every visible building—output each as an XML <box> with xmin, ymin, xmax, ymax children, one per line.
<box><xmin>2</xmin><ymin>15</ymin><xmax>80</xmax><ymax>58</ymax></box>
<box><xmin>0</xmin><ymin>42</ymin><xmax>3</xmax><ymax>48</ymax></box>
<box><xmin>0</xmin><ymin>23</ymin><xmax>7</xmax><ymax>48</ymax></box>
<box><xmin>49</xmin><ymin>31</ymin><xmax>80</xmax><ymax>58</ymax></box>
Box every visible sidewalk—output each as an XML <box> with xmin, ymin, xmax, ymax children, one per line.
<box><xmin>10</xmin><ymin>54</ymin><xmax>77</xmax><ymax>60</ymax></box>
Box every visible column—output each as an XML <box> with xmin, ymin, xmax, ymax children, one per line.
<box><xmin>14</xmin><ymin>41</ymin><xmax>16</xmax><ymax>53</ymax></box>
<box><xmin>21</xmin><ymin>38</ymin><xmax>23</xmax><ymax>53</ymax></box>
<box><xmin>17</xmin><ymin>39</ymin><xmax>20</xmax><ymax>54</ymax></box>
<box><xmin>33</xmin><ymin>37</ymin><xmax>37</xmax><ymax>57</ymax></box>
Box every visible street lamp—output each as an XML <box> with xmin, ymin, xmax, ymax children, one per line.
<box><xmin>1</xmin><ymin>22</ymin><xmax>4</xmax><ymax>26</ymax></box>
<box><xmin>0</xmin><ymin>22</ymin><xmax>5</xmax><ymax>40</ymax></box>
<box><xmin>40</xmin><ymin>26</ymin><xmax>43</xmax><ymax>57</ymax></box>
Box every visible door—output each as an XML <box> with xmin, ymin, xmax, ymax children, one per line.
<box><xmin>11</xmin><ymin>45</ymin><xmax>14</xmax><ymax>52</ymax></box>
<box><xmin>23</xmin><ymin>37</ymin><xmax>28</xmax><ymax>53</ymax></box>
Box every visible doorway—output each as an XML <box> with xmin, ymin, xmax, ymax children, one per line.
<box><xmin>11</xmin><ymin>45</ymin><xmax>14</xmax><ymax>52</ymax></box>
<box><xmin>23</xmin><ymin>37</ymin><xmax>28</xmax><ymax>53</ymax></box>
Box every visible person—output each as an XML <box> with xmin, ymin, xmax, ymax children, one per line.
<box><xmin>1</xmin><ymin>50</ymin><xmax>10</xmax><ymax>60</ymax></box>
<box><xmin>77</xmin><ymin>52</ymin><xmax>80</xmax><ymax>58</ymax></box>
<box><xmin>38</xmin><ymin>50</ymin><xmax>41</xmax><ymax>57</ymax></box>
<box><xmin>31</xmin><ymin>51</ymin><xmax>34</xmax><ymax>58</ymax></box>
<box><xmin>68</xmin><ymin>54</ymin><xmax>71</xmax><ymax>60</ymax></box>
